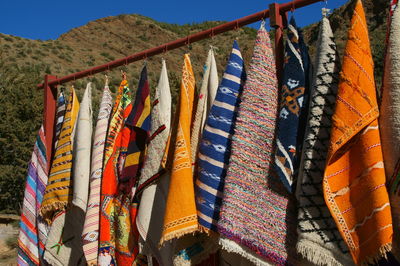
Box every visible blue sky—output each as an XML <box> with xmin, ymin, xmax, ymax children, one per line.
<box><xmin>1</xmin><ymin>0</ymin><xmax>347</xmax><ymax>40</ymax></box>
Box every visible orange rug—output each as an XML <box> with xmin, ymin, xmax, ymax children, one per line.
<box><xmin>160</xmin><ymin>54</ymin><xmax>198</xmax><ymax>244</ymax></box>
<box><xmin>323</xmin><ymin>0</ymin><xmax>393</xmax><ymax>264</ymax></box>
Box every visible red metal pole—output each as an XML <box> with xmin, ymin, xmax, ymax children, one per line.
<box><xmin>43</xmin><ymin>74</ymin><xmax>57</xmax><ymax>170</ymax></box>
<box><xmin>37</xmin><ymin>0</ymin><xmax>322</xmax><ymax>89</ymax></box>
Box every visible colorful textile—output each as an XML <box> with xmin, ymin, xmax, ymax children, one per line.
<box><xmin>119</xmin><ymin>65</ymin><xmax>152</xmax><ymax>194</ymax></box>
<box><xmin>274</xmin><ymin>16</ymin><xmax>311</xmax><ymax>193</ymax></box>
<box><xmin>190</xmin><ymin>48</ymin><xmax>219</xmax><ymax>165</ymax></box>
<box><xmin>40</xmin><ymin>86</ymin><xmax>80</xmax><ymax>223</ymax></box>
<box><xmin>324</xmin><ymin>0</ymin><xmax>393</xmax><ymax>264</ymax></box>
<box><xmin>54</xmin><ymin>92</ymin><xmax>66</xmax><ymax>148</ymax></box>
<box><xmin>196</xmin><ymin>40</ymin><xmax>246</xmax><ymax>233</ymax></box>
<box><xmin>82</xmin><ymin>85</ymin><xmax>113</xmax><ymax>265</ymax></box>
<box><xmin>107</xmin><ymin>65</ymin><xmax>152</xmax><ymax>265</ymax></box>
<box><xmin>43</xmin><ymin>83</ymin><xmax>93</xmax><ymax>266</ymax></box>
<box><xmin>295</xmin><ymin>17</ymin><xmax>352</xmax><ymax>266</ymax></box>
<box><xmin>99</xmin><ymin>79</ymin><xmax>132</xmax><ymax>265</ymax></box>
<box><xmin>160</xmin><ymin>54</ymin><xmax>197</xmax><ymax>244</ymax></box>
<box><xmin>18</xmin><ymin>126</ymin><xmax>49</xmax><ymax>265</ymax></box>
<box><xmin>136</xmin><ymin>59</ymin><xmax>173</xmax><ymax>265</ymax></box>
<box><xmin>218</xmin><ymin>23</ymin><xmax>296</xmax><ymax>265</ymax></box>
<box><xmin>381</xmin><ymin>4</ymin><xmax>400</xmax><ymax>259</ymax></box>
<box><xmin>72</xmin><ymin>82</ymin><xmax>93</xmax><ymax>211</ymax></box>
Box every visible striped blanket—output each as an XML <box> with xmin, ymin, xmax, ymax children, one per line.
<box><xmin>82</xmin><ymin>85</ymin><xmax>113</xmax><ymax>265</ymax></box>
<box><xmin>18</xmin><ymin>126</ymin><xmax>49</xmax><ymax>265</ymax></box>
<box><xmin>40</xmin><ymin>86</ymin><xmax>80</xmax><ymax>224</ymax></box>
<box><xmin>195</xmin><ymin>40</ymin><xmax>246</xmax><ymax>233</ymax></box>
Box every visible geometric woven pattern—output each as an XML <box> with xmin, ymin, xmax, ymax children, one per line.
<box><xmin>296</xmin><ymin>16</ymin><xmax>352</xmax><ymax>266</ymax></box>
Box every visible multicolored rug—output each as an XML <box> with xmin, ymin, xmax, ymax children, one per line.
<box><xmin>99</xmin><ymin>79</ymin><xmax>132</xmax><ymax>265</ymax></box>
<box><xmin>160</xmin><ymin>54</ymin><xmax>197</xmax><ymax>244</ymax></box>
<box><xmin>136</xmin><ymin>59</ymin><xmax>173</xmax><ymax>265</ymax></box>
<box><xmin>217</xmin><ymin>23</ymin><xmax>297</xmax><ymax>266</ymax></box>
<box><xmin>40</xmin><ymin>86</ymin><xmax>80</xmax><ymax>224</ymax></box>
<box><xmin>82</xmin><ymin>85</ymin><xmax>113</xmax><ymax>265</ymax></box>
<box><xmin>195</xmin><ymin>40</ymin><xmax>246</xmax><ymax>233</ymax></box>
<box><xmin>18</xmin><ymin>126</ymin><xmax>49</xmax><ymax>265</ymax></box>
<box><xmin>324</xmin><ymin>0</ymin><xmax>393</xmax><ymax>264</ymax></box>
<box><xmin>295</xmin><ymin>16</ymin><xmax>352</xmax><ymax>266</ymax></box>
<box><xmin>273</xmin><ymin>16</ymin><xmax>311</xmax><ymax>193</ymax></box>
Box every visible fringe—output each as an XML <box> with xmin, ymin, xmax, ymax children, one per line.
<box><xmin>40</xmin><ymin>201</ymin><xmax>69</xmax><ymax>224</ymax></box>
<box><xmin>159</xmin><ymin>224</ymin><xmax>198</xmax><ymax>247</ymax></box>
<box><xmin>296</xmin><ymin>239</ymin><xmax>354</xmax><ymax>266</ymax></box>
<box><xmin>219</xmin><ymin>237</ymin><xmax>272</xmax><ymax>266</ymax></box>
<box><xmin>361</xmin><ymin>243</ymin><xmax>392</xmax><ymax>266</ymax></box>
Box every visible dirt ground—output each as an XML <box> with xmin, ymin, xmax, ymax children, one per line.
<box><xmin>0</xmin><ymin>223</ymin><xmax>18</xmax><ymax>266</ymax></box>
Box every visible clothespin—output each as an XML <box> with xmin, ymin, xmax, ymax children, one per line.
<box><xmin>104</xmin><ymin>74</ymin><xmax>109</xmax><ymax>87</ymax></box>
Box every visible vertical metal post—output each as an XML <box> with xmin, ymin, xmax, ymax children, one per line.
<box><xmin>43</xmin><ymin>74</ymin><xmax>57</xmax><ymax>171</ymax></box>
<box><xmin>269</xmin><ymin>3</ymin><xmax>287</xmax><ymax>88</ymax></box>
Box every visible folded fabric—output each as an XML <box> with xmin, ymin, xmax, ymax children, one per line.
<box><xmin>196</xmin><ymin>40</ymin><xmax>246</xmax><ymax>233</ymax></box>
<box><xmin>18</xmin><ymin>126</ymin><xmax>49</xmax><ymax>265</ymax></box>
<box><xmin>323</xmin><ymin>0</ymin><xmax>393</xmax><ymax>264</ymax></box>
<box><xmin>54</xmin><ymin>92</ymin><xmax>66</xmax><ymax>148</ymax></box>
<box><xmin>190</xmin><ymin>48</ymin><xmax>219</xmax><ymax>165</ymax></box>
<box><xmin>136</xmin><ymin>59</ymin><xmax>173</xmax><ymax>265</ymax></box>
<box><xmin>381</xmin><ymin>3</ymin><xmax>400</xmax><ymax>260</ymax></box>
<box><xmin>160</xmin><ymin>54</ymin><xmax>197</xmax><ymax>244</ymax></box>
<box><xmin>82</xmin><ymin>85</ymin><xmax>113</xmax><ymax>265</ymax></box>
<box><xmin>295</xmin><ymin>16</ymin><xmax>352</xmax><ymax>266</ymax></box>
<box><xmin>99</xmin><ymin>79</ymin><xmax>132</xmax><ymax>265</ymax></box>
<box><xmin>40</xmin><ymin>86</ymin><xmax>80</xmax><ymax>224</ymax></box>
<box><xmin>273</xmin><ymin>16</ymin><xmax>311</xmax><ymax>193</ymax></box>
<box><xmin>72</xmin><ymin>83</ymin><xmax>93</xmax><ymax>211</ymax></box>
<box><xmin>218</xmin><ymin>23</ymin><xmax>297</xmax><ymax>265</ymax></box>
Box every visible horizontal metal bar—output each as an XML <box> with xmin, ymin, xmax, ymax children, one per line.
<box><xmin>37</xmin><ymin>0</ymin><xmax>322</xmax><ymax>88</ymax></box>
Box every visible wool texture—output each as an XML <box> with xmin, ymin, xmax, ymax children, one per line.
<box><xmin>190</xmin><ymin>48</ymin><xmax>219</xmax><ymax>166</ymax></box>
<box><xmin>72</xmin><ymin>83</ymin><xmax>93</xmax><ymax>211</ymax></box>
<box><xmin>82</xmin><ymin>85</ymin><xmax>113</xmax><ymax>265</ymax></box>
<box><xmin>160</xmin><ymin>54</ymin><xmax>197</xmax><ymax>244</ymax></box>
<box><xmin>195</xmin><ymin>40</ymin><xmax>246</xmax><ymax>233</ymax></box>
<box><xmin>274</xmin><ymin>16</ymin><xmax>311</xmax><ymax>193</ymax></box>
<box><xmin>324</xmin><ymin>0</ymin><xmax>393</xmax><ymax>264</ymax></box>
<box><xmin>18</xmin><ymin>126</ymin><xmax>49</xmax><ymax>265</ymax></box>
<box><xmin>99</xmin><ymin>79</ymin><xmax>132</xmax><ymax>265</ymax></box>
<box><xmin>40</xmin><ymin>86</ymin><xmax>80</xmax><ymax>224</ymax></box>
<box><xmin>295</xmin><ymin>17</ymin><xmax>353</xmax><ymax>266</ymax></box>
<box><xmin>136</xmin><ymin>59</ymin><xmax>173</xmax><ymax>265</ymax></box>
<box><xmin>380</xmin><ymin>4</ymin><xmax>400</xmax><ymax>260</ymax></box>
<box><xmin>217</xmin><ymin>23</ymin><xmax>297</xmax><ymax>265</ymax></box>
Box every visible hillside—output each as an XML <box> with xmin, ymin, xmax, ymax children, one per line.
<box><xmin>0</xmin><ymin>0</ymin><xmax>389</xmax><ymax>215</ymax></box>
